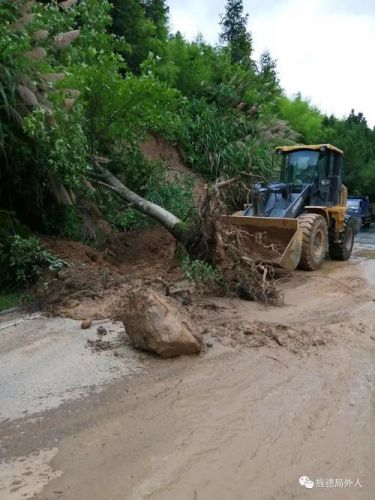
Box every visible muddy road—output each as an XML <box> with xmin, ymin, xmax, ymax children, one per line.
<box><xmin>1</xmin><ymin>230</ymin><xmax>375</xmax><ymax>499</ymax></box>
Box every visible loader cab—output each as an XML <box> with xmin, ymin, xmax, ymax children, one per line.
<box><xmin>275</xmin><ymin>144</ymin><xmax>344</xmax><ymax>206</ymax></box>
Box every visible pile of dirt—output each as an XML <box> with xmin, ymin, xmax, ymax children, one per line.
<box><xmin>105</xmin><ymin>228</ymin><xmax>179</xmax><ymax>276</ymax></box>
<box><xmin>43</xmin><ymin>227</ymin><xmax>178</xmax><ymax>275</ymax></box>
<box><xmin>42</xmin><ymin>237</ymin><xmax>105</xmax><ymax>265</ymax></box>
<box><xmin>35</xmin><ymin>228</ymin><xmax>183</xmax><ymax>318</ymax></box>
<box><xmin>31</xmin><ymin>262</ymin><xmax>124</xmax><ymax>320</ymax></box>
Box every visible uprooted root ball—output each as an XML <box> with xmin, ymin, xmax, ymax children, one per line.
<box><xmin>217</xmin><ymin>226</ymin><xmax>283</xmax><ymax>304</ymax></box>
<box><xmin>188</xmin><ymin>186</ymin><xmax>284</xmax><ymax>305</ymax></box>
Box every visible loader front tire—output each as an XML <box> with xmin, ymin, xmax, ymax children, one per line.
<box><xmin>329</xmin><ymin>216</ymin><xmax>355</xmax><ymax>261</ymax></box>
<box><xmin>298</xmin><ymin>214</ymin><xmax>328</xmax><ymax>271</ymax></box>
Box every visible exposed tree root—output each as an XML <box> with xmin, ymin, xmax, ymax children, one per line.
<box><xmin>185</xmin><ymin>185</ymin><xmax>283</xmax><ymax>305</ymax></box>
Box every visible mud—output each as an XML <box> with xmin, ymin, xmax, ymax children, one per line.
<box><xmin>1</xmin><ymin>231</ymin><xmax>375</xmax><ymax>499</ymax></box>
<box><xmin>38</xmin><ymin>227</ymin><xmax>182</xmax><ymax>319</ymax></box>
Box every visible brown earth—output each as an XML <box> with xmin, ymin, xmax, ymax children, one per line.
<box><xmin>38</xmin><ymin>227</ymin><xmax>181</xmax><ymax>320</ymax></box>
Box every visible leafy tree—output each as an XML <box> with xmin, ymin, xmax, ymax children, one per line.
<box><xmin>278</xmin><ymin>94</ymin><xmax>324</xmax><ymax>143</ymax></box>
<box><xmin>258</xmin><ymin>51</ymin><xmax>281</xmax><ymax>108</ymax></box>
<box><xmin>110</xmin><ymin>0</ymin><xmax>167</xmax><ymax>73</ymax></box>
<box><xmin>142</xmin><ymin>0</ymin><xmax>169</xmax><ymax>39</ymax></box>
<box><xmin>219</xmin><ymin>0</ymin><xmax>252</xmax><ymax>65</ymax></box>
<box><xmin>151</xmin><ymin>33</ymin><xmax>230</xmax><ymax>98</ymax></box>
<box><xmin>323</xmin><ymin>111</ymin><xmax>375</xmax><ymax>198</ymax></box>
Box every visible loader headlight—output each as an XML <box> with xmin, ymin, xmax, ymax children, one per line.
<box><xmin>320</xmin><ymin>178</ymin><xmax>331</xmax><ymax>186</ymax></box>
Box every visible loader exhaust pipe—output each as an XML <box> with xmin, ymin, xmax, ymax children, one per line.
<box><xmin>221</xmin><ymin>215</ymin><xmax>303</xmax><ymax>271</ymax></box>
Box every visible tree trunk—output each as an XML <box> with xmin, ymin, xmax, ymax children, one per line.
<box><xmin>99</xmin><ymin>168</ymin><xmax>191</xmax><ymax>242</ymax></box>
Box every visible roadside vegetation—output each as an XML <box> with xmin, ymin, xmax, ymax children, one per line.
<box><xmin>1</xmin><ymin>0</ymin><xmax>375</xmax><ymax>297</ymax></box>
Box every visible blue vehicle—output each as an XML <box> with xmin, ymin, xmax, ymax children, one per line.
<box><xmin>346</xmin><ymin>196</ymin><xmax>373</xmax><ymax>231</ymax></box>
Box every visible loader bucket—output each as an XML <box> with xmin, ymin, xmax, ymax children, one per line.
<box><xmin>221</xmin><ymin>215</ymin><xmax>303</xmax><ymax>271</ymax></box>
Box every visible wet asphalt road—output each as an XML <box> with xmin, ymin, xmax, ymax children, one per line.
<box><xmin>355</xmin><ymin>224</ymin><xmax>375</xmax><ymax>249</ymax></box>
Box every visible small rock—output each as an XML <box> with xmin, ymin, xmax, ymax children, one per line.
<box><xmin>81</xmin><ymin>319</ymin><xmax>92</xmax><ymax>330</ymax></box>
<box><xmin>243</xmin><ymin>329</ymin><xmax>254</xmax><ymax>336</ymax></box>
<box><xmin>97</xmin><ymin>326</ymin><xmax>107</xmax><ymax>337</ymax></box>
<box><xmin>206</xmin><ymin>342</ymin><xmax>213</xmax><ymax>348</ymax></box>
<box><xmin>113</xmin><ymin>350</ymin><xmax>119</xmax><ymax>357</ymax></box>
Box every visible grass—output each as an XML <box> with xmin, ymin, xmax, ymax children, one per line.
<box><xmin>0</xmin><ymin>292</ymin><xmax>21</xmax><ymax>312</ymax></box>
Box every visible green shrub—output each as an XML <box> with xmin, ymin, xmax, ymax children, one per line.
<box><xmin>180</xmin><ymin>252</ymin><xmax>219</xmax><ymax>285</ymax></box>
<box><xmin>179</xmin><ymin>99</ymin><xmax>254</xmax><ymax>179</ymax></box>
<box><xmin>0</xmin><ymin>292</ymin><xmax>21</xmax><ymax>312</ymax></box>
<box><xmin>0</xmin><ymin>235</ymin><xmax>65</xmax><ymax>289</ymax></box>
<box><xmin>147</xmin><ymin>175</ymin><xmax>194</xmax><ymax>220</ymax></box>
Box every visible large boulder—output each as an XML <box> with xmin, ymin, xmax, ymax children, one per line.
<box><xmin>121</xmin><ymin>288</ymin><xmax>201</xmax><ymax>358</ymax></box>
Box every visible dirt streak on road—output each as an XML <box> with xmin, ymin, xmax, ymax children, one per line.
<box><xmin>1</xmin><ymin>240</ymin><xmax>375</xmax><ymax>499</ymax></box>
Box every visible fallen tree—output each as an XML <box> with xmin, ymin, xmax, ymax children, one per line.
<box><xmin>92</xmin><ymin>167</ymin><xmax>282</xmax><ymax>304</ymax></box>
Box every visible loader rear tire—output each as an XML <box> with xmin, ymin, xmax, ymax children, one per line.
<box><xmin>329</xmin><ymin>216</ymin><xmax>355</xmax><ymax>261</ymax></box>
<box><xmin>298</xmin><ymin>213</ymin><xmax>328</xmax><ymax>271</ymax></box>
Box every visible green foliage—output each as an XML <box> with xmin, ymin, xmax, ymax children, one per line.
<box><xmin>180</xmin><ymin>252</ymin><xmax>219</xmax><ymax>285</ymax></box>
<box><xmin>110</xmin><ymin>0</ymin><xmax>169</xmax><ymax>73</ymax></box>
<box><xmin>150</xmin><ymin>34</ymin><xmax>230</xmax><ymax>98</ymax></box>
<box><xmin>0</xmin><ymin>292</ymin><xmax>21</xmax><ymax>312</ymax></box>
<box><xmin>258</xmin><ymin>51</ymin><xmax>281</xmax><ymax>111</ymax></box>
<box><xmin>278</xmin><ymin>94</ymin><xmax>324</xmax><ymax>143</ymax></box>
<box><xmin>0</xmin><ymin>210</ymin><xmax>65</xmax><ymax>290</ymax></box>
<box><xmin>179</xmin><ymin>98</ymin><xmax>273</xmax><ymax>180</ymax></box>
<box><xmin>323</xmin><ymin>111</ymin><xmax>375</xmax><ymax>199</ymax></box>
<box><xmin>149</xmin><ymin>175</ymin><xmax>194</xmax><ymax>218</ymax></box>
<box><xmin>43</xmin><ymin>205</ymin><xmax>84</xmax><ymax>241</ymax></box>
<box><xmin>68</xmin><ymin>62</ymin><xmax>183</xmax><ymax>158</ymax></box>
<box><xmin>220</xmin><ymin>0</ymin><xmax>253</xmax><ymax>65</ymax></box>
<box><xmin>23</xmin><ymin>105</ymin><xmax>89</xmax><ymax>188</ymax></box>
<box><xmin>143</xmin><ymin>0</ymin><xmax>169</xmax><ymax>39</ymax></box>
<box><xmin>0</xmin><ymin>235</ymin><xmax>65</xmax><ymax>289</ymax></box>
<box><xmin>0</xmin><ymin>0</ymin><xmax>91</xmax><ymax>223</ymax></box>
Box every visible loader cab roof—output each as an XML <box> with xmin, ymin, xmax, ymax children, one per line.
<box><xmin>275</xmin><ymin>144</ymin><xmax>344</xmax><ymax>155</ymax></box>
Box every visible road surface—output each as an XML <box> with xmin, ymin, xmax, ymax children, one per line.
<box><xmin>1</xmin><ymin>227</ymin><xmax>375</xmax><ymax>500</ymax></box>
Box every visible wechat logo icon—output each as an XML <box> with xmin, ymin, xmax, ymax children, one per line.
<box><xmin>299</xmin><ymin>476</ymin><xmax>315</xmax><ymax>489</ymax></box>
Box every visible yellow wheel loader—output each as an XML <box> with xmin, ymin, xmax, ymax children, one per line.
<box><xmin>223</xmin><ymin>144</ymin><xmax>355</xmax><ymax>271</ymax></box>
